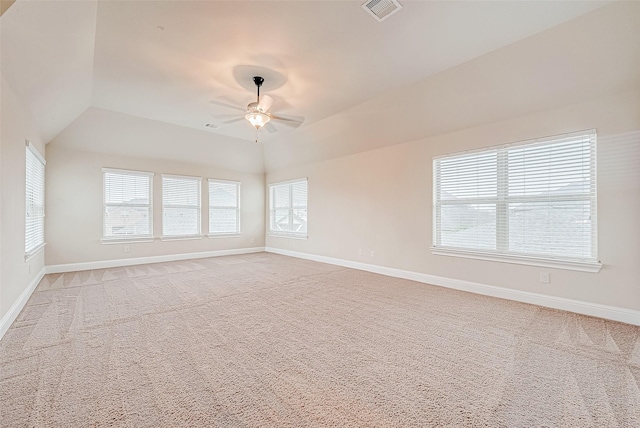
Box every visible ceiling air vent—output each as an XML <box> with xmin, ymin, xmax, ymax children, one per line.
<box><xmin>362</xmin><ymin>0</ymin><xmax>402</xmax><ymax>22</ymax></box>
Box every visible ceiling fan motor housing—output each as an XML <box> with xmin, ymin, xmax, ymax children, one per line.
<box><xmin>247</xmin><ymin>101</ymin><xmax>269</xmax><ymax>114</ymax></box>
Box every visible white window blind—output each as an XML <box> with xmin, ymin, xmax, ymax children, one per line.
<box><xmin>433</xmin><ymin>130</ymin><xmax>598</xmax><ymax>265</ymax></box>
<box><xmin>103</xmin><ymin>168</ymin><xmax>153</xmax><ymax>241</ymax></box>
<box><xmin>25</xmin><ymin>142</ymin><xmax>45</xmax><ymax>257</ymax></box>
<box><xmin>162</xmin><ymin>175</ymin><xmax>201</xmax><ymax>238</ymax></box>
<box><xmin>269</xmin><ymin>179</ymin><xmax>308</xmax><ymax>237</ymax></box>
<box><xmin>209</xmin><ymin>179</ymin><xmax>240</xmax><ymax>235</ymax></box>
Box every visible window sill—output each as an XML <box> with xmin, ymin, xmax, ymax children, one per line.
<box><xmin>25</xmin><ymin>243</ymin><xmax>46</xmax><ymax>261</ymax></box>
<box><xmin>102</xmin><ymin>237</ymin><xmax>154</xmax><ymax>244</ymax></box>
<box><xmin>268</xmin><ymin>233</ymin><xmax>308</xmax><ymax>240</ymax></box>
<box><xmin>430</xmin><ymin>247</ymin><xmax>602</xmax><ymax>273</ymax></box>
<box><xmin>208</xmin><ymin>233</ymin><xmax>241</xmax><ymax>239</ymax></box>
<box><xmin>161</xmin><ymin>235</ymin><xmax>203</xmax><ymax>242</ymax></box>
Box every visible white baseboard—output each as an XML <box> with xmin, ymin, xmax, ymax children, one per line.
<box><xmin>265</xmin><ymin>247</ymin><xmax>640</xmax><ymax>326</ymax></box>
<box><xmin>0</xmin><ymin>268</ymin><xmax>46</xmax><ymax>341</ymax></box>
<box><xmin>46</xmin><ymin>247</ymin><xmax>266</xmax><ymax>274</ymax></box>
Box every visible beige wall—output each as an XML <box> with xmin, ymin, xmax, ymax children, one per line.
<box><xmin>0</xmin><ymin>73</ymin><xmax>46</xmax><ymax>320</ymax></box>
<box><xmin>266</xmin><ymin>89</ymin><xmax>640</xmax><ymax>312</ymax></box>
<box><xmin>45</xmin><ymin>145</ymin><xmax>265</xmax><ymax>266</ymax></box>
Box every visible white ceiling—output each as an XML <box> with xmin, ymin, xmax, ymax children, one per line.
<box><xmin>264</xmin><ymin>0</ymin><xmax>640</xmax><ymax>170</ymax></box>
<box><xmin>1</xmin><ymin>0</ymin><xmax>96</xmax><ymax>143</ymax></box>
<box><xmin>2</xmin><ymin>0</ymin><xmax>638</xmax><ymax>172</ymax></box>
<box><xmin>90</xmin><ymin>0</ymin><xmax>610</xmax><ymax>141</ymax></box>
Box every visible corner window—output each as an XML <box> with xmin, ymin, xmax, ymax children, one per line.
<box><xmin>103</xmin><ymin>168</ymin><xmax>153</xmax><ymax>242</ymax></box>
<box><xmin>269</xmin><ymin>178</ymin><xmax>308</xmax><ymax>238</ymax></box>
<box><xmin>208</xmin><ymin>179</ymin><xmax>240</xmax><ymax>236</ymax></box>
<box><xmin>25</xmin><ymin>142</ymin><xmax>46</xmax><ymax>258</ymax></box>
<box><xmin>433</xmin><ymin>130</ymin><xmax>599</xmax><ymax>271</ymax></box>
<box><xmin>162</xmin><ymin>175</ymin><xmax>201</xmax><ymax>239</ymax></box>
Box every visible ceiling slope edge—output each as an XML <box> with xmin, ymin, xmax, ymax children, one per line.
<box><xmin>262</xmin><ymin>1</ymin><xmax>640</xmax><ymax>173</ymax></box>
<box><xmin>49</xmin><ymin>107</ymin><xmax>266</xmax><ymax>175</ymax></box>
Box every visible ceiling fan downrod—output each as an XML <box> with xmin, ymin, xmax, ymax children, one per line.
<box><xmin>253</xmin><ymin>76</ymin><xmax>264</xmax><ymax>104</ymax></box>
<box><xmin>254</xmin><ymin>76</ymin><xmax>261</xmax><ymax>145</ymax></box>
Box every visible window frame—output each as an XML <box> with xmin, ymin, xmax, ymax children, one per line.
<box><xmin>25</xmin><ymin>141</ymin><xmax>46</xmax><ymax>259</ymax></box>
<box><xmin>161</xmin><ymin>174</ymin><xmax>203</xmax><ymax>240</ymax></box>
<box><xmin>432</xmin><ymin>130</ymin><xmax>601</xmax><ymax>273</ymax></box>
<box><xmin>102</xmin><ymin>168</ymin><xmax>154</xmax><ymax>244</ymax></box>
<box><xmin>268</xmin><ymin>178</ymin><xmax>308</xmax><ymax>239</ymax></box>
<box><xmin>208</xmin><ymin>178</ymin><xmax>241</xmax><ymax>237</ymax></box>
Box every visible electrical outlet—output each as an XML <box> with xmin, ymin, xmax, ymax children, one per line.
<box><xmin>370</xmin><ymin>250</ymin><xmax>375</xmax><ymax>257</ymax></box>
<box><xmin>358</xmin><ymin>248</ymin><xmax>363</xmax><ymax>256</ymax></box>
<box><xmin>123</xmin><ymin>245</ymin><xmax>130</xmax><ymax>253</ymax></box>
<box><xmin>250</xmin><ymin>237</ymin><xmax>255</xmax><ymax>244</ymax></box>
<box><xmin>539</xmin><ymin>272</ymin><xmax>550</xmax><ymax>284</ymax></box>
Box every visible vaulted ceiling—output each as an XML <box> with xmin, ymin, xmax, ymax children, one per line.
<box><xmin>2</xmin><ymin>1</ymin><xmax>639</xmax><ymax>172</ymax></box>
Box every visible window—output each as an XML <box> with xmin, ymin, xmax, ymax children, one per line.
<box><xmin>25</xmin><ymin>142</ymin><xmax>46</xmax><ymax>258</ymax></box>
<box><xmin>162</xmin><ymin>175</ymin><xmax>201</xmax><ymax>238</ymax></box>
<box><xmin>269</xmin><ymin>178</ymin><xmax>308</xmax><ymax>238</ymax></box>
<box><xmin>433</xmin><ymin>130</ymin><xmax>599</xmax><ymax>271</ymax></box>
<box><xmin>103</xmin><ymin>168</ymin><xmax>153</xmax><ymax>241</ymax></box>
<box><xmin>209</xmin><ymin>179</ymin><xmax>240</xmax><ymax>236</ymax></box>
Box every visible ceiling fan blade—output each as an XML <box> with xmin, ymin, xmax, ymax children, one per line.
<box><xmin>264</xmin><ymin>122</ymin><xmax>278</xmax><ymax>133</ymax></box>
<box><xmin>222</xmin><ymin>117</ymin><xmax>245</xmax><ymax>124</ymax></box>
<box><xmin>271</xmin><ymin>113</ymin><xmax>304</xmax><ymax>123</ymax></box>
<box><xmin>257</xmin><ymin>94</ymin><xmax>274</xmax><ymax>112</ymax></box>
<box><xmin>209</xmin><ymin>99</ymin><xmax>245</xmax><ymax>112</ymax></box>
<box><xmin>271</xmin><ymin>114</ymin><xmax>305</xmax><ymax>128</ymax></box>
<box><xmin>211</xmin><ymin>113</ymin><xmax>240</xmax><ymax>120</ymax></box>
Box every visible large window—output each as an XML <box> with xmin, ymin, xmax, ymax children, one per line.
<box><xmin>162</xmin><ymin>175</ymin><xmax>201</xmax><ymax>238</ymax></box>
<box><xmin>209</xmin><ymin>179</ymin><xmax>240</xmax><ymax>236</ymax></box>
<box><xmin>25</xmin><ymin>142</ymin><xmax>46</xmax><ymax>258</ymax></box>
<box><xmin>103</xmin><ymin>168</ymin><xmax>153</xmax><ymax>241</ymax></box>
<box><xmin>433</xmin><ymin>130</ymin><xmax>599</xmax><ymax>270</ymax></box>
<box><xmin>269</xmin><ymin>178</ymin><xmax>308</xmax><ymax>238</ymax></box>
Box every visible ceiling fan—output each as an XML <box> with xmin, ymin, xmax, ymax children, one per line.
<box><xmin>210</xmin><ymin>76</ymin><xmax>305</xmax><ymax>141</ymax></box>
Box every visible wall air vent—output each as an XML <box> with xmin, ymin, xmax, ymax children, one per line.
<box><xmin>362</xmin><ymin>0</ymin><xmax>402</xmax><ymax>22</ymax></box>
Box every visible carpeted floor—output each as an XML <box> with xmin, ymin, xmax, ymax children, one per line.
<box><xmin>1</xmin><ymin>253</ymin><xmax>639</xmax><ymax>427</ymax></box>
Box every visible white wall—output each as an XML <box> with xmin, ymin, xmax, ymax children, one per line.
<box><xmin>266</xmin><ymin>89</ymin><xmax>640</xmax><ymax>312</ymax></box>
<box><xmin>0</xmin><ymin>73</ymin><xmax>46</xmax><ymax>321</ymax></box>
<box><xmin>45</xmin><ymin>144</ymin><xmax>265</xmax><ymax>266</ymax></box>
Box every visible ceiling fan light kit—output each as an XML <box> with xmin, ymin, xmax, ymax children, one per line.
<box><xmin>245</xmin><ymin>111</ymin><xmax>271</xmax><ymax>129</ymax></box>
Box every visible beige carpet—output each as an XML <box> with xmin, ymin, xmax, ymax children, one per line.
<box><xmin>1</xmin><ymin>253</ymin><xmax>639</xmax><ymax>427</ymax></box>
